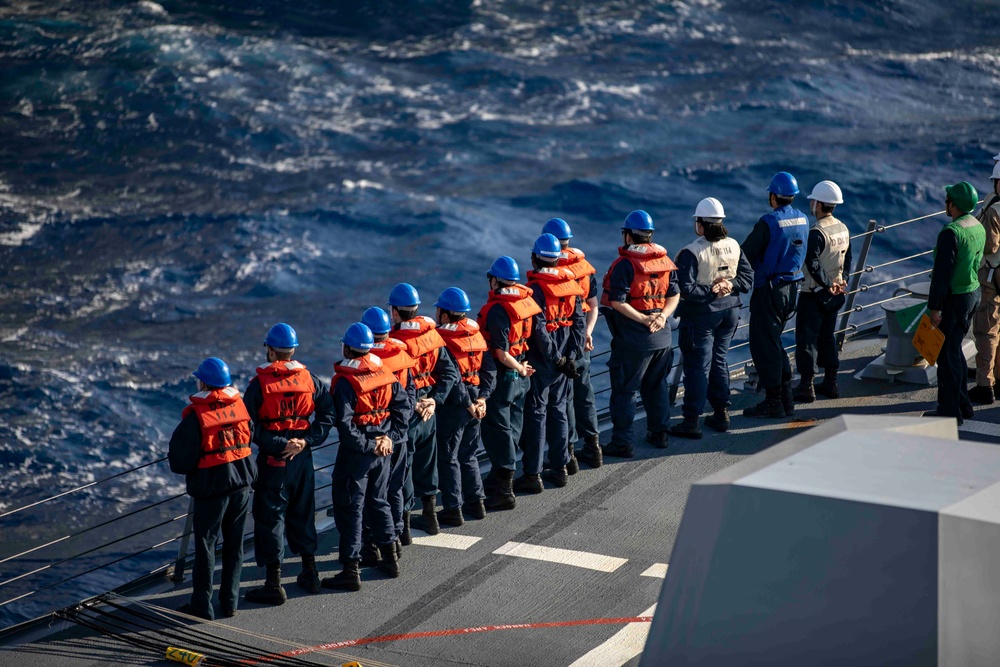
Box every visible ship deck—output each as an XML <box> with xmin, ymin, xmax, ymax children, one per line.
<box><xmin>3</xmin><ymin>335</ymin><xmax>999</xmax><ymax>667</ymax></box>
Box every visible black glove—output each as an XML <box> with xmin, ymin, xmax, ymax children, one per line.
<box><xmin>556</xmin><ymin>356</ymin><xmax>581</xmax><ymax>380</ymax></box>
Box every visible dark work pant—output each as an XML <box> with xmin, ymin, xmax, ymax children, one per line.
<box><xmin>749</xmin><ymin>281</ymin><xmax>799</xmax><ymax>389</ymax></box>
<box><xmin>520</xmin><ymin>367</ymin><xmax>571</xmax><ymax>475</ymax></box>
<box><xmin>333</xmin><ymin>449</ymin><xmax>393</xmax><ymax>563</ymax></box>
<box><xmin>252</xmin><ymin>452</ymin><xmax>317</xmax><ymax>567</ymax></box>
<box><xmin>481</xmin><ymin>370</ymin><xmax>531</xmax><ymax>472</ymax></box>
<box><xmin>608</xmin><ymin>344</ymin><xmax>673</xmax><ymax>447</ymax></box>
<box><xmin>937</xmin><ymin>291</ymin><xmax>979</xmax><ymax>418</ymax></box>
<box><xmin>679</xmin><ymin>308</ymin><xmax>740</xmax><ymax>420</ymax></box>
<box><xmin>363</xmin><ymin>437</ymin><xmax>407</xmax><ymax>544</ymax></box>
<box><xmin>567</xmin><ymin>351</ymin><xmax>599</xmax><ymax>443</ymax></box>
<box><xmin>795</xmin><ymin>291</ymin><xmax>846</xmax><ymax>377</ymax></box>
<box><xmin>436</xmin><ymin>404</ymin><xmax>485</xmax><ymax>509</ymax></box>
<box><xmin>404</xmin><ymin>410</ymin><xmax>437</xmax><ymax>509</ymax></box>
<box><xmin>190</xmin><ymin>487</ymin><xmax>249</xmax><ymax>619</ymax></box>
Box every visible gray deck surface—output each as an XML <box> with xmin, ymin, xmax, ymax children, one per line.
<box><xmin>2</xmin><ymin>338</ymin><xmax>999</xmax><ymax>667</ymax></box>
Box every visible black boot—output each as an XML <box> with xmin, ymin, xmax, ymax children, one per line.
<box><xmin>377</xmin><ymin>544</ymin><xmax>399</xmax><ymax>578</ymax></box>
<box><xmin>359</xmin><ymin>543</ymin><xmax>379</xmax><ymax>568</ymax></box>
<box><xmin>780</xmin><ymin>379</ymin><xmax>795</xmax><ymax>417</ymax></box>
<box><xmin>704</xmin><ymin>407</ymin><xmax>730</xmax><ymax>433</ymax></box>
<box><xmin>245</xmin><ymin>563</ymin><xmax>286</xmax><ymax>606</ymax></box>
<box><xmin>482</xmin><ymin>469</ymin><xmax>500</xmax><ymax>496</ymax></box>
<box><xmin>421</xmin><ymin>495</ymin><xmax>440</xmax><ymax>535</ymax></box>
<box><xmin>296</xmin><ymin>554</ymin><xmax>321</xmax><ymax>594</ymax></box>
<box><xmin>646</xmin><ymin>431</ymin><xmax>669</xmax><ymax>449</ymax></box>
<box><xmin>513</xmin><ymin>473</ymin><xmax>543</xmax><ymax>494</ymax></box>
<box><xmin>969</xmin><ymin>384</ymin><xmax>994</xmax><ymax>405</ymax></box>
<box><xmin>793</xmin><ymin>376</ymin><xmax>815</xmax><ymax>403</ymax></box>
<box><xmin>566</xmin><ymin>443</ymin><xmax>579</xmax><ymax>475</ymax></box>
<box><xmin>394</xmin><ymin>540</ymin><xmax>403</xmax><ymax>559</ymax></box>
<box><xmin>542</xmin><ymin>466</ymin><xmax>568</xmax><ymax>488</ymax></box>
<box><xmin>484</xmin><ymin>468</ymin><xmax>516</xmax><ymax>511</ymax></box>
<box><xmin>668</xmin><ymin>418</ymin><xmax>702</xmax><ymax>440</ymax></box>
<box><xmin>602</xmin><ymin>440</ymin><xmax>635</xmax><ymax>457</ymax></box>
<box><xmin>743</xmin><ymin>387</ymin><xmax>784</xmax><ymax>418</ymax></box>
<box><xmin>438</xmin><ymin>506</ymin><xmax>464</xmax><ymax>527</ymax></box>
<box><xmin>321</xmin><ymin>561</ymin><xmax>361</xmax><ymax>592</ymax></box>
<box><xmin>816</xmin><ymin>369</ymin><xmax>840</xmax><ymax>399</ymax></box>
<box><xmin>577</xmin><ymin>434</ymin><xmax>603</xmax><ymax>468</ymax></box>
<box><xmin>400</xmin><ymin>511</ymin><xmax>412</xmax><ymax>546</ymax></box>
<box><xmin>464</xmin><ymin>499</ymin><xmax>487</xmax><ymax>519</ymax></box>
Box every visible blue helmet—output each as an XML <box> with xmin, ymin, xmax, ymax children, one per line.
<box><xmin>388</xmin><ymin>282</ymin><xmax>421</xmax><ymax>307</ymax></box>
<box><xmin>542</xmin><ymin>217</ymin><xmax>573</xmax><ymax>240</ymax></box>
<box><xmin>361</xmin><ymin>306</ymin><xmax>392</xmax><ymax>335</ymax></box>
<box><xmin>341</xmin><ymin>322</ymin><xmax>374</xmax><ymax>351</ymax></box>
<box><xmin>264</xmin><ymin>322</ymin><xmax>298</xmax><ymax>349</ymax></box>
<box><xmin>193</xmin><ymin>357</ymin><xmax>232</xmax><ymax>388</ymax></box>
<box><xmin>767</xmin><ymin>171</ymin><xmax>799</xmax><ymax>197</ymax></box>
<box><xmin>489</xmin><ymin>256</ymin><xmax>521</xmax><ymax>282</ymax></box>
<box><xmin>623</xmin><ymin>210</ymin><xmax>654</xmax><ymax>231</ymax></box>
<box><xmin>532</xmin><ymin>233</ymin><xmax>563</xmax><ymax>259</ymax></box>
<box><xmin>434</xmin><ymin>287</ymin><xmax>472</xmax><ymax>313</ymax></box>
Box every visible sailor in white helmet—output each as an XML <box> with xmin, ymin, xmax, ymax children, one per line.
<box><xmin>970</xmin><ymin>162</ymin><xmax>1000</xmax><ymax>404</ymax></box>
<box><xmin>668</xmin><ymin>198</ymin><xmax>753</xmax><ymax>438</ymax></box>
<box><xmin>793</xmin><ymin>181</ymin><xmax>853</xmax><ymax>402</ymax></box>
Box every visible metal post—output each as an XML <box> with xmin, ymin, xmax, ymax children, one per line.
<box><xmin>837</xmin><ymin>219</ymin><xmax>878</xmax><ymax>350</ymax></box>
<box><xmin>171</xmin><ymin>497</ymin><xmax>195</xmax><ymax>582</ymax></box>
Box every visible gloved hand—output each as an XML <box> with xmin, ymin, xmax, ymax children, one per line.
<box><xmin>556</xmin><ymin>356</ymin><xmax>581</xmax><ymax>380</ymax></box>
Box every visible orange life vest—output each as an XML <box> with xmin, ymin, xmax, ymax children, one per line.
<box><xmin>600</xmin><ymin>243</ymin><xmax>677</xmax><ymax>312</ymax></box>
<box><xmin>392</xmin><ymin>316</ymin><xmax>446</xmax><ymax>392</ymax></box>
<box><xmin>255</xmin><ymin>360</ymin><xmax>316</xmax><ymax>431</ymax></box>
<box><xmin>370</xmin><ymin>337</ymin><xmax>417</xmax><ymax>386</ymax></box>
<box><xmin>527</xmin><ymin>266</ymin><xmax>585</xmax><ymax>332</ymax></box>
<box><xmin>477</xmin><ymin>284</ymin><xmax>543</xmax><ymax>359</ymax></box>
<box><xmin>182</xmin><ymin>387</ymin><xmax>253</xmax><ymax>469</ymax></box>
<box><xmin>331</xmin><ymin>354</ymin><xmax>397</xmax><ymax>427</ymax></box>
<box><xmin>559</xmin><ymin>247</ymin><xmax>597</xmax><ymax>312</ymax></box>
<box><xmin>437</xmin><ymin>318</ymin><xmax>489</xmax><ymax>386</ymax></box>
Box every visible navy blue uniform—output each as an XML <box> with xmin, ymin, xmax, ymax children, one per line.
<box><xmin>568</xmin><ymin>274</ymin><xmax>599</xmax><ymax>444</ymax></box>
<box><xmin>403</xmin><ymin>348</ymin><xmax>459</xmax><ymax>510</ymax></box>
<box><xmin>480</xmin><ymin>304</ymin><xmax>531</xmax><ymax>471</ymax></box>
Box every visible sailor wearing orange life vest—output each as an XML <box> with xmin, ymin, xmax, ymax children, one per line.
<box><xmin>543</xmin><ymin>217</ymin><xmax>603</xmax><ymax>471</ymax></box>
<box><xmin>478</xmin><ymin>256</ymin><xmax>542</xmax><ymax>511</ymax></box>
<box><xmin>514</xmin><ymin>234</ymin><xmax>586</xmax><ymax>493</ymax></box>
<box><xmin>388</xmin><ymin>283</ymin><xmax>458</xmax><ymax>537</ymax></box>
<box><xmin>323</xmin><ymin>323</ymin><xmax>409</xmax><ymax>592</ymax></box>
<box><xmin>242</xmin><ymin>323</ymin><xmax>335</xmax><ymax>605</ymax></box>
<box><xmin>599</xmin><ymin>210</ymin><xmax>680</xmax><ymax>456</ymax></box>
<box><xmin>432</xmin><ymin>287</ymin><xmax>496</xmax><ymax>525</ymax></box>
<box><xmin>168</xmin><ymin>357</ymin><xmax>256</xmax><ymax>621</ymax></box>
<box><xmin>358</xmin><ymin>307</ymin><xmax>416</xmax><ymax>567</ymax></box>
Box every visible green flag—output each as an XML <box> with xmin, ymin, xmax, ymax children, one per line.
<box><xmin>895</xmin><ymin>302</ymin><xmax>927</xmax><ymax>334</ymax></box>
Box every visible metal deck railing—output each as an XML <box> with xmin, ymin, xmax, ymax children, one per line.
<box><xmin>0</xmin><ymin>204</ymin><xmax>963</xmax><ymax>635</ymax></box>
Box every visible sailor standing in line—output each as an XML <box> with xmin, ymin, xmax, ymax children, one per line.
<box><xmin>515</xmin><ymin>234</ymin><xmax>585</xmax><ymax>492</ymax></box>
<box><xmin>478</xmin><ymin>256</ymin><xmax>541</xmax><ymax>511</ymax></box>
<box><xmin>243</xmin><ymin>323</ymin><xmax>335</xmax><ymax>604</ymax></box>
<box><xmin>324</xmin><ymin>323</ymin><xmax>408</xmax><ymax>591</ymax></box>
<box><xmin>793</xmin><ymin>182</ymin><xmax>853</xmax><ymax>402</ymax></box>
<box><xmin>168</xmin><ymin>358</ymin><xmax>256</xmax><ymax>620</ymax></box>
<box><xmin>433</xmin><ymin>287</ymin><xmax>495</xmax><ymax>524</ymax></box>
<box><xmin>358</xmin><ymin>306</ymin><xmax>415</xmax><ymax>566</ymax></box>
<box><xmin>542</xmin><ymin>217</ymin><xmax>603</xmax><ymax>470</ymax></box>
<box><xmin>924</xmin><ymin>182</ymin><xmax>984</xmax><ymax>424</ymax></box>
<box><xmin>970</xmin><ymin>164</ymin><xmax>1000</xmax><ymax>404</ymax></box>
<box><xmin>387</xmin><ymin>283</ymin><xmax>453</xmax><ymax>536</ymax></box>
<box><xmin>741</xmin><ymin>172</ymin><xmax>808</xmax><ymax>418</ymax></box>
<box><xmin>669</xmin><ymin>198</ymin><xmax>753</xmax><ymax>438</ymax></box>
<box><xmin>599</xmin><ymin>210</ymin><xmax>680</xmax><ymax>456</ymax></box>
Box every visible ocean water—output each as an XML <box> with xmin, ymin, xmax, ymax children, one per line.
<box><xmin>1</xmin><ymin>0</ymin><xmax>999</xmax><ymax>627</ymax></box>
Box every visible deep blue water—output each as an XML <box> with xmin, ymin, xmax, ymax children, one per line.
<box><xmin>1</xmin><ymin>0</ymin><xmax>999</xmax><ymax>627</ymax></box>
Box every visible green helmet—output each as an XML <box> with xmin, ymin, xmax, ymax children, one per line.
<box><xmin>945</xmin><ymin>181</ymin><xmax>978</xmax><ymax>214</ymax></box>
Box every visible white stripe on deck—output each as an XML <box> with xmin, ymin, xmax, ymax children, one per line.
<box><xmin>567</xmin><ymin>604</ymin><xmax>657</xmax><ymax>667</ymax></box>
<box><xmin>409</xmin><ymin>530</ymin><xmax>482</xmax><ymax>550</ymax></box>
<box><xmin>640</xmin><ymin>563</ymin><xmax>669</xmax><ymax>579</ymax></box>
<box><xmin>492</xmin><ymin>541</ymin><xmax>627</xmax><ymax>572</ymax></box>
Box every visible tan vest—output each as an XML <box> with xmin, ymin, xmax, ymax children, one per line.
<box><xmin>801</xmin><ymin>215</ymin><xmax>850</xmax><ymax>291</ymax></box>
<box><xmin>678</xmin><ymin>236</ymin><xmax>740</xmax><ymax>287</ymax></box>
<box><xmin>976</xmin><ymin>198</ymin><xmax>1000</xmax><ymax>273</ymax></box>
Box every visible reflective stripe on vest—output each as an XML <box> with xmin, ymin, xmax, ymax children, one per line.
<box><xmin>370</xmin><ymin>338</ymin><xmax>416</xmax><ymax>386</ymax></box>
<box><xmin>392</xmin><ymin>316</ymin><xmax>446</xmax><ymax>391</ymax></box>
<box><xmin>255</xmin><ymin>360</ymin><xmax>316</xmax><ymax>431</ymax></box>
<box><xmin>527</xmin><ymin>266</ymin><xmax>585</xmax><ymax>331</ymax></box>
<box><xmin>476</xmin><ymin>284</ymin><xmax>543</xmax><ymax>358</ymax></box>
<box><xmin>755</xmin><ymin>206</ymin><xmax>808</xmax><ymax>288</ymax></box>
<box><xmin>183</xmin><ymin>386</ymin><xmax>253</xmax><ymax>469</ymax></box>
<box><xmin>559</xmin><ymin>247</ymin><xmax>596</xmax><ymax>312</ymax></box>
<box><xmin>801</xmin><ymin>216</ymin><xmax>850</xmax><ymax>291</ymax></box>
<box><xmin>600</xmin><ymin>244</ymin><xmax>677</xmax><ymax>312</ymax></box>
<box><xmin>438</xmin><ymin>319</ymin><xmax>489</xmax><ymax>386</ymax></box>
<box><xmin>678</xmin><ymin>236</ymin><xmax>740</xmax><ymax>288</ymax></box>
<box><xmin>331</xmin><ymin>355</ymin><xmax>397</xmax><ymax>426</ymax></box>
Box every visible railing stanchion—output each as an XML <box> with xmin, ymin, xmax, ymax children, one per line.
<box><xmin>838</xmin><ymin>218</ymin><xmax>877</xmax><ymax>350</ymax></box>
<box><xmin>171</xmin><ymin>498</ymin><xmax>195</xmax><ymax>583</ymax></box>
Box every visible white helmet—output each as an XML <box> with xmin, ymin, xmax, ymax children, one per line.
<box><xmin>992</xmin><ymin>162</ymin><xmax>1000</xmax><ymax>180</ymax></box>
<box><xmin>993</xmin><ymin>151</ymin><xmax>1000</xmax><ymax>161</ymax></box>
<box><xmin>807</xmin><ymin>180</ymin><xmax>844</xmax><ymax>205</ymax></box>
<box><xmin>693</xmin><ymin>197</ymin><xmax>726</xmax><ymax>220</ymax></box>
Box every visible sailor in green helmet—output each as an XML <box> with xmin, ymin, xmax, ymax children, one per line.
<box><xmin>925</xmin><ymin>181</ymin><xmax>984</xmax><ymax>424</ymax></box>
